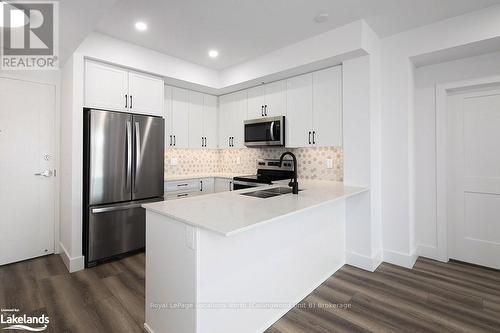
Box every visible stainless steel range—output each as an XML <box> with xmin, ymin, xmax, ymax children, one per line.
<box><xmin>232</xmin><ymin>159</ymin><xmax>295</xmax><ymax>190</ymax></box>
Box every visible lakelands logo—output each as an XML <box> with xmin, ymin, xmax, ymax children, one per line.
<box><xmin>0</xmin><ymin>1</ymin><xmax>59</xmax><ymax>70</ymax></box>
<box><xmin>0</xmin><ymin>309</ymin><xmax>49</xmax><ymax>331</ymax></box>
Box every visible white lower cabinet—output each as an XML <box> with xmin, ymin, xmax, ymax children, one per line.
<box><xmin>164</xmin><ymin>177</ymin><xmax>223</xmax><ymax>200</ymax></box>
<box><xmin>214</xmin><ymin>178</ymin><xmax>233</xmax><ymax>193</ymax></box>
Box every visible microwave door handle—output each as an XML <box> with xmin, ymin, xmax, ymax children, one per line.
<box><xmin>270</xmin><ymin>121</ymin><xmax>275</xmax><ymax>141</ymax></box>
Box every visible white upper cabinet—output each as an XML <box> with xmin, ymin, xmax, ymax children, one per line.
<box><xmin>246</xmin><ymin>81</ymin><xmax>286</xmax><ymax>119</ymax></box>
<box><xmin>85</xmin><ymin>61</ymin><xmax>128</xmax><ymax>111</ymax></box>
<box><xmin>247</xmin><ymin>85</ymin><xmax>265</xmax><ymax>119</ymax></box>
<box><xmin>84</xmin><ymin>60</ymin><xmax>164</xmax><ymax>117</ymax></box>
<box><xmin>218</xmin><ymin>90</ymin><xmax>247</xmax><ymax>148</ymax></box>
<box><xmin>218</xmin><ymin>93</ymin><xmax>233</xmax><ymax>149</ymax></box>
<box><xmin>312</xmin><ymin>66</ymin><xmax>342</xmax><ymax>147</ymax></box>
<box><xmin>188</xmin><ymin>91</ymin><xmax>204</xmax><ymax>148</ymax></box>
<box><xmin>285</xmin><ymin>66</ymin><xmax>342</xmax><ymax>148</ymax></box>
<box><xmin>286</xmin><ymin>73</ymin><xmax>313</xmax><ymax>148</ymax></box>
<box><xmin>264</xmin><ymin>80</ymin><xmax>286</xmax><ymax>117</ymax></box>
<box><xmin>189</xmin><ymin>92</ymin><xmax>218</xmax><ymax>149</ymax></box>
<box><xmin>170</xmin><ymin>87</ymin><xmax>189</xmax><ymax>148</ymax></box>
<box><xmin>203</xmin><ymin>94</ymin><xmax>218</xmax><ymax>149</ymax></box>
<box><xmin>128</xmin><ymin>71</ymin><xmax>164</xmax><ymax>117</ymax></box>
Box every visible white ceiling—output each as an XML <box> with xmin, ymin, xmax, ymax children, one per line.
<box><xmin>94</xmin><ymin>0</ymin><xmax>500</xmax><ymax>70</ymax></box>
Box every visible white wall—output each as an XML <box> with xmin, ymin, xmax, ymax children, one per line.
<box><xmin>414</xmin><ymin>50</ymin><xmax>500</xmax><ymax>259</ymax></box>
<box><xmin>380</xmin><ymin>4</ymin><xmax>500</xmax><ymax>268</ymax></box>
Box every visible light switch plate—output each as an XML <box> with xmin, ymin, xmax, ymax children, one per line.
<box><xmin>170</xmin><ymin>157</ymin><xmax>178</xmax><ymax>166</ymax></box>
<box><xmin>326</xmin><ymin>159</ymin><xmax>333</xmax><ymax>169</ymax></box>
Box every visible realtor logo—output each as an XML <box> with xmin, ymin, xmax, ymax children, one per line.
<box><xmin>1</xmin><ymin>1</ymin><xmax>59</xmax><ymax>70</ymax></box>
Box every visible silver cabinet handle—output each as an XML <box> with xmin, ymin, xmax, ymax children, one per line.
<box><xmin>134</xmin><ymin>122</ymin><xmax>141</xmax><ymax>193</ymax></box>
<box><xmin>35</xmin><ymin>169</ymin><xmax>53</xmax><ymax>177</ymax></box>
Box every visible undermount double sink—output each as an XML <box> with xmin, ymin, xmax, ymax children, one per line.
<box><xmin>240</xmin><ymin>187</ymin><xmax>302</xmax><ymax>198</ymax></box>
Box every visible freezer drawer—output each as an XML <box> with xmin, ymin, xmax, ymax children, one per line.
<box><xmin>88</xmin><ymin>202</ymin><xmax>147</xmax><ymax>263</ymax></box>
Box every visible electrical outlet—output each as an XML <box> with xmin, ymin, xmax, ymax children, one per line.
<box><xmin>326</xmin><ymin>159</ymin><xmax>333</xmax><ymax>169</ymax></box>
<box><xmin>170</xmin><ymin>157</ymin><xmax>178</xmax><ymax>166</ymax></box>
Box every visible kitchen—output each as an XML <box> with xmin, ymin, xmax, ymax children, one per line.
<box><xmin>2</xmin><ymin>0</ymin><xmax>500</xmax><ymax>332</ymax></box>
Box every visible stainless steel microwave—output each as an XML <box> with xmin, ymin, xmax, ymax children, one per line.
<box><xmin>244</xmin><ymin>116</ymin><xmax>285</xmax><ymax>147</ymax></box>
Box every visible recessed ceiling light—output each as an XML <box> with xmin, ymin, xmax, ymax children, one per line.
<box><xmin>314</xmin><ymin>13</ymin><xmax>329</xmax><ymax>23</ymax></box>
<box><xmin>135</xmin><ymin>21</ymin><xmax>148</xmax><ymax>31</ymax></box>
<box><xmin>208</xmin><ymin>49</ymin><xmax>219</xmax><ymax>58</ymax></box>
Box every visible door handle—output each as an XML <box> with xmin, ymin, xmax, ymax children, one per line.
<box><xmin>134</xmin><ymin>122</ymin><xmax>141</xmax><ymax>193</ymax></box>
<box><xmin>130</xmin><ymin>95</ymin><xmax>133</xmax><ymax>109</ymax></box>
<box><xmin>126</xmin><ymin>121</ymin><xmax>132</xmax><ymax>190</ymax></box>
<box><xmin>308</xmin><ymin>131</ymin><xmax>311</xmax><ymax>144</ymax></box>
<box><xmin>34</xmin><ymin>169</ymin><xmax>53</xmax><ymax>177</ymax></box>
<box><xmin>312</xmin><ymin>131</ymin><xmax>316</xmax><ymax>144</ymax></box>
<box><xmin>125</xmin><ymin>94</ymin><xmax>128</xmax><ymax>108</ymax></box>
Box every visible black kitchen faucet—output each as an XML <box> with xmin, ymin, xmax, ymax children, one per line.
<box><xmin>279</xmin><ymin>152</ymin><xmax>299</xmax><ymax>194</ymax></box>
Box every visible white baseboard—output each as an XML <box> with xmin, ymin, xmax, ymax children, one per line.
<box><xmin>346</xmin><ymin>250</ymin><xmax>382</xmax><ymax>272</ymax></box>
<box><xmin>59</xmin><ymin>242</ymin><xmax>84</xmax><ymax>273</ymax></box>
<box><xmin>383</xmin><ymin>249</ymin><xmax>417</xmax><ymax>269</ymax></box>
<box><xmin>143</xmin><ymin>323</ymin><xmax>154</xmax><ymax>333</ymax></box>
<box><xmin>258</xmin><ymin>262</ymin><xmax>345</xmax><ymax>333</ymax></box>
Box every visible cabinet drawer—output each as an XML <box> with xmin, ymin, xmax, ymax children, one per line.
<box><xmin>164</xmin><ymin>179</ymin><xmax>198</xmax><ymax>192</ymax></box>
<box><xmin>165</xmin><ymin>191</ymin><xmax>201</xmax><ymax>200</ymax></box>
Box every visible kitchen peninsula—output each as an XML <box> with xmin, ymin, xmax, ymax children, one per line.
<box><xmin>143</xmin><ymin>180</ymin><xmax>367</xmax><ymax>333</ymax></box>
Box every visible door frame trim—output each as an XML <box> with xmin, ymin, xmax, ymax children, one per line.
<box><xmin>435</xmin><ymin>75</ymin><xmax>500</xmax><ymax>262</ymax></box>
<box><xmin>0</xmin><ymin>72</ymin><xmax>61</xmax><ymax>258</ymax></box>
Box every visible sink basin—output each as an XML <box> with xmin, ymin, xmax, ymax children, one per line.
<box><xmin>240</xmin><ymin>190</ymin><xmax>282</xmax><ymax>198</ymax></box>
<box><xmin>240</xmin><ymin>187</ymin><xmax>302</xmax><ymax>198</ymax></box>
<box><xmin>263</xmin><ymin>187</ymin><xmax>302</xmax><ymax>194</ymax></box>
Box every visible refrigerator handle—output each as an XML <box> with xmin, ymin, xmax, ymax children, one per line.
<box><xmin>126</xmin><ymin>121</ymin><xmax>132</xmax><ymax>191</ymax></box>
<box><xmin>134</xmin><ymin>121</ymin><xmax>141</xmax><ymax>193</ymax></box>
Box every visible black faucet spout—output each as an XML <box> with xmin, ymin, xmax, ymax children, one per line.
<box><xmin>279</xmin><ymin>152</ymin><xmax>299</xmax><ymax>194</ymax></box>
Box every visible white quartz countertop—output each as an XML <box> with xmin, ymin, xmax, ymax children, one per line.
<box><xmin>144</xmin><ymin>179</ymin><xmax>367</xmax><ymax>237</ymax></box>
<box><xmin>164</xmin><ymin>173</ymin><xmax>244</xmax><ymax>181</ymax></box>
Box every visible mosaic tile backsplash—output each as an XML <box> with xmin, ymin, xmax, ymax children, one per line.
<box><xmin>165</xmin><ymin>147</ymin><xmax>343</xmax><ymax>181</ymax></box>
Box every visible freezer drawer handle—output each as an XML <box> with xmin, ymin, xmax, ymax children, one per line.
<box><xmin>91</xmin><ymin>203</ymin><xmax>144</xmax><ymax>214</ymax></box>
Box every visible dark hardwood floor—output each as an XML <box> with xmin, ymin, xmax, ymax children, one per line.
<box><xmin>1</xmin><ymin>254</ymin><xmax>499</xmax><ymax>332</ymax></box>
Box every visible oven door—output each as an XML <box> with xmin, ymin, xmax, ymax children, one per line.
<box><xmin>244</xmin><ymin>116</ymin><xmax>284</xmax><ymax>147</ymax></box>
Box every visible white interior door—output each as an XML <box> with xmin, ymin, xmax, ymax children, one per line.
<box><xmin>448</xmin><ymin>88</ymin><xmax>500</xmax><ymax>269</ymax></box>
<box><xmin>0</xmin><ymin>77</ymin><xmax>56</xmax><ymax>265</ymax></box>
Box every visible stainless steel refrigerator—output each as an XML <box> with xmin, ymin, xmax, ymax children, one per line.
<box><xmin>83</xmin><ymin>109</ymin><xmax>164</xmax><ymax>267</ymax></box>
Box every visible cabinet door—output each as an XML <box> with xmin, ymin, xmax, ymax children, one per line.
<box><xmin>188</xmin><ymin>91</ymin><xmax>204</xmax><ymax>148</ymax></box>
<box><xmin>231</xmin><ymin>90</ymin><xmax>248</xmax><ymax>148</ymax></box>
<box><xmin>286</xmin><ymin>73</ymin><xmax>313</xmax><ymax>148</ymax></box>
<box><xmin>200</xmin><ymin>178</ymin><xmax>215</xmax><ymax>193</ymax></box>
<box><xmin>203</xmin><ymin>94</ymin><xmax>218</xmax><ymax>149</ymax></box>
<box><xmin>128</xmin><ymin>72</ymin><xmax>164</xmax><ymax>116</ymax></box>
<box><xmin>247</xmin><ymin>85</ymin><xmax>265</xmax><ymax>119</ymax></box>
<box><xmin>264</xmin><ymin>80</ymin><xmax>286</xmax><ymax>117</ymax></box>
<box><xmin>218</xmin><ymin>94</ymin><xmax>233</xmax><ymax>149</ymax></box>
<box><xmin>214</xmin><ymin>178</ymin><xmax>233</xmax><ymax>193</ymax></box>
<box><xmin>171</xmin><ymin>87</ymin><xmax>189</xmax><ymax>148</ymax></box>
<box><xmin>313</xmin><ymin>66</ymin><xmax>342</xmax><ymax>147</ymax></box>
<box><xmin>164</xmin><ymin>86</ymin><xmax>173</xmax><ymax>147</ymax></box>
<box><xmin>85</xmin><ymin>61</ymin><xmax>128</xmax><ymax>111</ymax></box>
